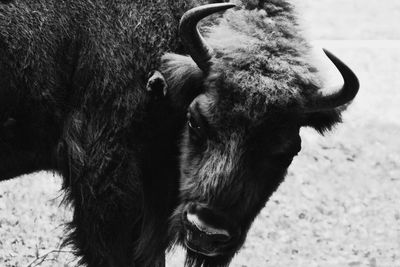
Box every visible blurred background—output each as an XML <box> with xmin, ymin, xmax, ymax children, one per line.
<box><xmin>1</xmin><ymin>1</ymin><xmax>399</xmax><ymax>266</ymax></box>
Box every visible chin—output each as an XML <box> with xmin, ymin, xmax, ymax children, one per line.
<box><xmin>168</xmin><ymin>203</ymin><xmax>243</xmax><ymax>267</ymax></box>
<box><xmin>183</xmin><ymin>248</ymin><xmax>235</xmax><ymax>267</ymax></box>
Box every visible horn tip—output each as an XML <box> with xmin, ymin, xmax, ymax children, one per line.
<box><xmin>322</xmin><ymin>48</ymin><xmax>335</xmax><ymax>61</ymax></box>
<box><xmin>322</xmin><ymin>48</ymin><xmax>360</xmax><ymax>89</ymax></box>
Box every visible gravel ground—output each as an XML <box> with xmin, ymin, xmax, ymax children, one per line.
<box><xmin>1</xmin><ymin>1</ymin><xmax>399</xmax><ymax>266</ymax></box>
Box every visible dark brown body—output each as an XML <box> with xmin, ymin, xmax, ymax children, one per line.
<box><xmin>0</xmin><ymin>0</ymin><xmax>199</xmax><ymax>266</ymax></box>
<box><xmin>0</xmin><ymin>1</ymin><xmax>358</xmax><ymax>267</ymax></box>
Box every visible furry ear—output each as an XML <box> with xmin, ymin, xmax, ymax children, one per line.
<box><xmin>301</xmin><ymin>109</ymin><xmax>343</xmax><ymax>135</ymax></box>
<box><xmin>159</xmin><ymin>53</ymin><xmax>205</xmax><ymax>110</ymax></box>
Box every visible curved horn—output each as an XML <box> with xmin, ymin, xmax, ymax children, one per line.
<box><xmin>306</xmin><ymin>49</ymin><xmax>360</xmax><ymax>112</ymax></box>
<box><xmin>179</xmin><ymin>3</ymin><xmax>236</xmax><ymax>72</ymax></box>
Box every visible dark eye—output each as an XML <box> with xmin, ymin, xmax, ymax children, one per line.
<box><xmin>188</xmin><ymin>109</ymin><xmax>208</xmax><ymax>142</ymax></box>
<box><xmin>188</xmin><ymin>115</ymin><xmax>201</xmax><ymax>135</ymax></box>
<box><xmin>188</xmin><ymin>116</ymin><xmax>199</xmax><ymax>129</ymax></box>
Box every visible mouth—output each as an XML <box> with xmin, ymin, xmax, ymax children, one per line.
<box><xmin>183</xmin><ymin>212</ymin><xmax>232</xmax><ymax>257</ymax></box>
<box><xmin>184</xmin><ymin>229</ymin><xmax>222</xmax><ymax>256</ymax></box>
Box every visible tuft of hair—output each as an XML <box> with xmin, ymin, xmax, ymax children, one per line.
<box><xmin>160</xmin><ymin>53</ymin><xmax>205</xmax><ymax>108</ymax></box>
<box><xmin>195</xmin><ymin>1</ymin><xmax>325</xmax><ymax>124</ymax></box>
<box><xmin>303</xmin><ymin>109</ymin><xmax>343</xmax><ymax>134</ymax></box>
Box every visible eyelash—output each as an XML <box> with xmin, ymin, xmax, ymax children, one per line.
<box><xmin>189</xmin><ymin>127</ymin><xmax>203</xmax><ymax>143</ymax></box>
<box><xmin>188</xmin><ymin>116</ymin><xmax>200</xmax><ymax>130</ymax></box>
<box><xmin>188</xmin><ymin>111</ymin><xmax>209</xmax><ymax>144</ymax></box>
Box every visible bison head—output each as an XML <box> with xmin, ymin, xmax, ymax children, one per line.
<box><xmin>162</xmin><ymin>3</ymin><xmax>359</xmax><ymax>266</ymax></box>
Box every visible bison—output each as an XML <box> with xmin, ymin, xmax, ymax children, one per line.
<box><xmin>159</xmin><ymin>1</ymin><xmax>359</xmax><ymax>267</ymax></box>
<box><xmin>0</xmin><ymin>0</ymin><xmax>201</xmax><ymax>266</ymax></box>
<box><xmin>0</xmin><ymin>0</ymin><xmax>359</xmax><ymax>267</ymax></box>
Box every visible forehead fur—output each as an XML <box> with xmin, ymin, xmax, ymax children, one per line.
<box><xmin>201</xmin><ymin>1</ymin><xmax>322</xmax><ymax>123</ymax></box>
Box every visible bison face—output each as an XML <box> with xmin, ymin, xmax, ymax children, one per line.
<box><xmin>164</xmin><ymin>3</ymin><xmax>359</xmax><ymax>266</ymax></box>
<box><xmin>171</xmin><ymin>92</ymin><xmax>302</xmax><ymax>264</ymax></box>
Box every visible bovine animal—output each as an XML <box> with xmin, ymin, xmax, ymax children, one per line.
<box><xmin>0</xmin><ymin>0</ymin><xmax>203</xmax><ymax>266</ymax></box>
<box><xmin>158</xmin><ymin>1</ymin><xmax>359</xmax><ymax>267</ymax></box>
<box><xmin>0</xmin><ymin>0</ymin><xmax>359</xmax><ymax>267</ymax></box>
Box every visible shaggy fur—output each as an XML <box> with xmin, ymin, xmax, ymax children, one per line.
<box><xmin>160</xmin><ymin>1</ymin><xmax>346</xmax><ymax>267</ymax></box>
<box><xmin>0</xmin><ymin>0</ymin><xmax>350</xmax><ymax>266</ymax></box>
<box><xmin>0</xmin><ymin>0</ymin><xmax>205</xmax><ymax>266</ymax></box>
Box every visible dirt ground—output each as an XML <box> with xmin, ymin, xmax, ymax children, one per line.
<box><xmin>1</xmin><ymin>1</ymin><xmax>399</xmax><ymax>266</ymax></box>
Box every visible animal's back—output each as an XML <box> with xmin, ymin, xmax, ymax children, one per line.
<box><xmin>0</xmin><ymin>0</ymin><xmax>201</xmax><ymax>121</ymax></box>
<box><xmin>0</xmin><ymin>0</ymin><xmax>206</xmax><ymax>265</ymax></box>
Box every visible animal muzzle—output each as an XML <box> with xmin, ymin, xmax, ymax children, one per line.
<box><xmin>182</xmin><ymin>203</ymin><xmax>239</xmax><ymax>257</ymax></box>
